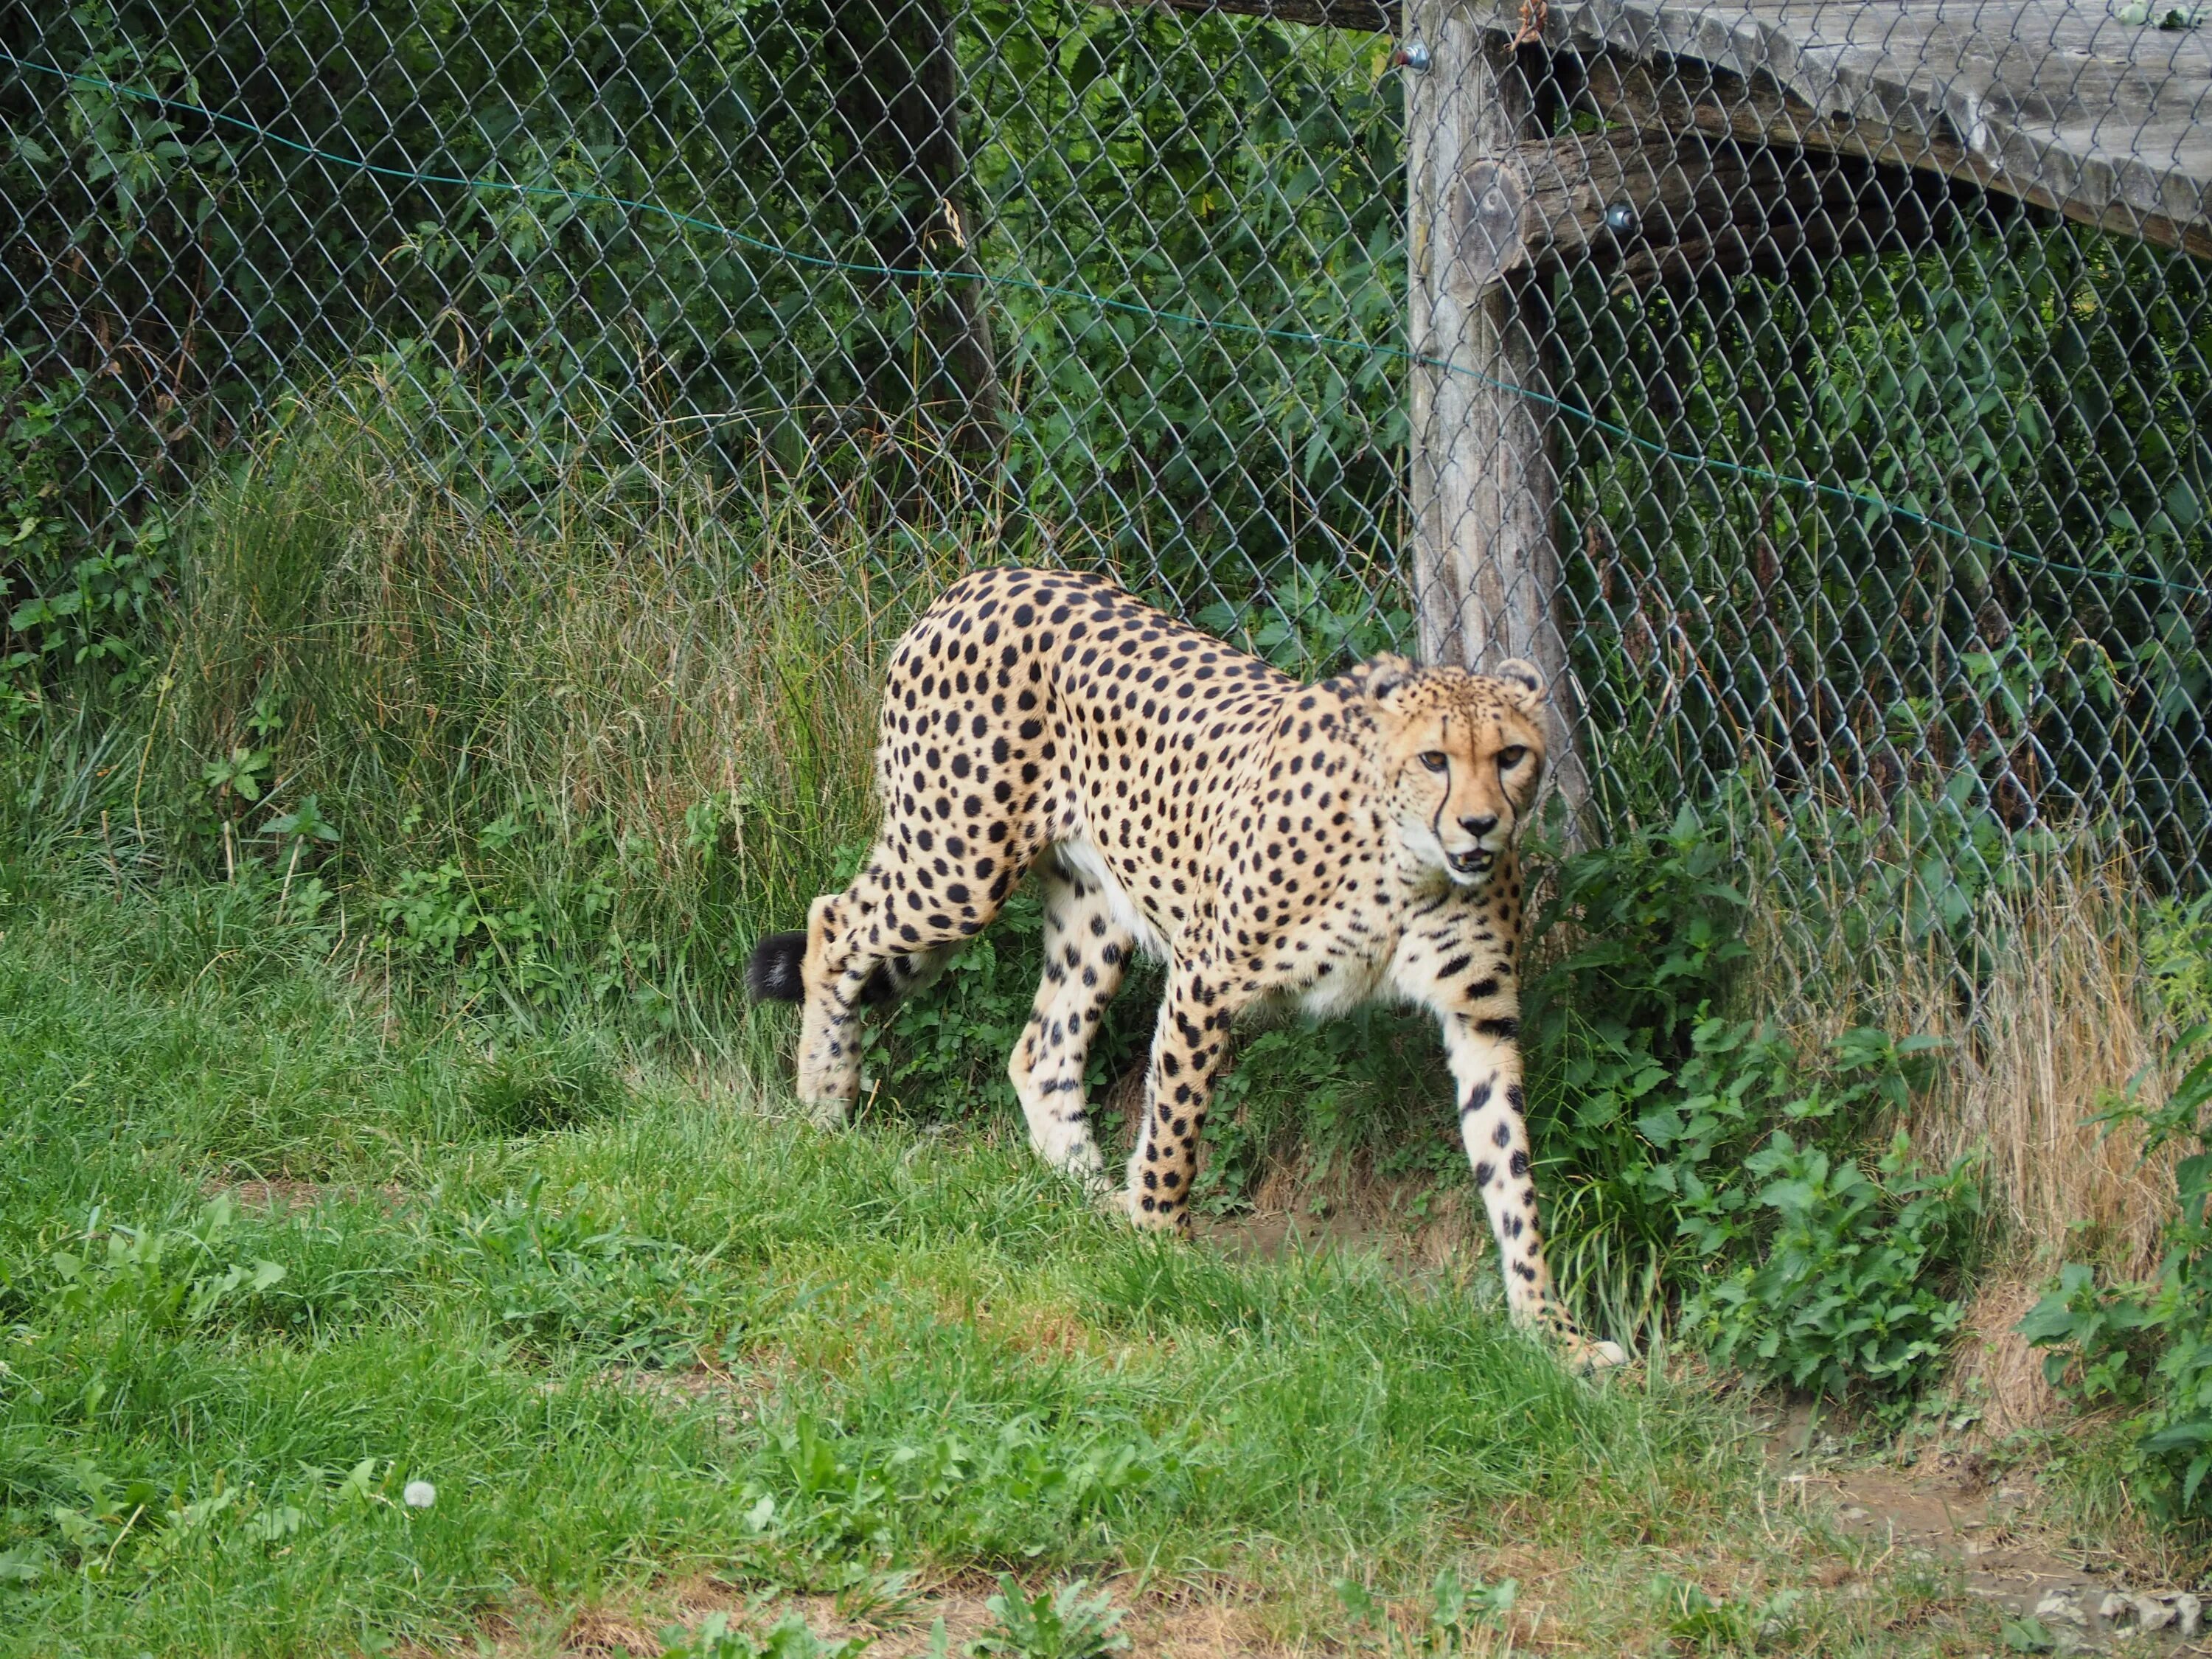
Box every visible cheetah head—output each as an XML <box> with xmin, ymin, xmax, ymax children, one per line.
<box><xmin>1363</xmin><ymin>654</ymin><xmax>1548</xmax><ymax>886</ymax></box>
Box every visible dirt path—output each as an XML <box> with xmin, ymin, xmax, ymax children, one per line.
<box><xmin>1767</xmin><ymin>1403</ymin><xmax>2208</xmax><ymax>1652</ymax></box>
<box><xmin>1208</xmin><ymin>1203</ymin><xmax>2212</xmax><ymax>1653</ymax></box>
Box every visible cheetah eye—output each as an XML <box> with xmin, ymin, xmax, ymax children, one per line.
<box><xmin>1498</xmin><ymin>745</ymin><xmax>1528</xmax><ymax>770</ymax></box>
<box><xmin>1419</xmin><ymin>751</ymin><xmax>1448</xmax><ymax>773</ymax></box>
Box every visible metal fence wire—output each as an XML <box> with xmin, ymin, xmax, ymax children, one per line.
<box><xmin>4</xmin><ymin>1</ymin><xmax>2209</xmax><ymax>914</ymax></box>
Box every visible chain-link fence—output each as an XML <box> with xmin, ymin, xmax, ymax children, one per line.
<box><xmin>4</xmin><ymin>0</ymin><xmax>2208</xmax><ymax>911</ymax></box>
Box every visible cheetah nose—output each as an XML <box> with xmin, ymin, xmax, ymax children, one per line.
<box><xmin>1459</xmin><ymin>813</ymin><xmax>1498</xmax><ymax>837</ymax></box>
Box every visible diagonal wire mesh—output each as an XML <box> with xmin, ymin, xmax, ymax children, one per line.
<box><xmin>1</xmin><ymin>1</ymin><xmax>1411</xmax><ymax>629</ymax></box>
<box><xmin>2</xmin><ymin>0</ymin><xmax>2207</xmax><ymax>936</ymax></box>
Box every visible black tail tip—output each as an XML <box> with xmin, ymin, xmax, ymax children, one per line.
<box><xmin>744</xmin><ymin>931</ymin><xmax>808</xmax><ymax>1002</ymax></box>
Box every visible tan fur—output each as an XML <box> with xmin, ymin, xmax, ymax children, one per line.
<box><xmin>772</xmin><ymin>568</ymin><xmax>1621</xmax><ymax>1370</ymax></box>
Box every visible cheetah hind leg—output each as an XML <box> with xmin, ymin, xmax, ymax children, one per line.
<box><xmin>1009</xmin><ymin>853</ymin><xmax>1133</xmax><ymax>1192</ymax></box>
<box><xmin>745</xmin><ymin>890</ymin><xmax>956</xmax><ymax>1124</ymax></box>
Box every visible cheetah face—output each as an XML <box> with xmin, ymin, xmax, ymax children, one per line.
<box><xmin>1367</xmin><ymin>655</ymin><xmax>1548</xmax><ymax>886</ymax></box>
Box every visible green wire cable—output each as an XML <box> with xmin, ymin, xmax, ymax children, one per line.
<box><xmin>6</xmin><ymin>49</ymin><xmax>2205</xmax><ymax>602</ymax></box>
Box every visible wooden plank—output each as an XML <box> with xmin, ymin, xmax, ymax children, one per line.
<box><xmin>1455</xmin><ymin>124</ymin><xmax>1955</xmax><ymax>283</ymax></box>
<box><xmin>1574</xmin><ymin>50</ymin><xmax>2212</xmax><ymax>260</ymax></box>
<box><xmin>1408</xmin><ymin>1</ymin><xmax>1591</xmax><ymax>818</ymax></box>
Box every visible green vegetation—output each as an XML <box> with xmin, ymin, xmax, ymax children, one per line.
<box><xmin>0</xmin><ymin>327</ymin><xmax>2203</xmax><ymax>1650</ymax></box>
<box><xmin>4</xmin><ymin>372</ymin><xmax>2183</xmax><ymax>1407</ymax></box>
<box><xmin>4</xmin><ymin>1</ymin><xmax>2210</xmax><ymax>1618</ymax></box>
<box><xmin>0</xmin><ymin>847</ymin><xmax>2000</xmax><ymax>1655</ymax></box>
<box><xmin>0</xmin><ymin>27</ymin><xmax>2205</xmax><ymax>1659</ymax></box>
<box><xmin>8</xmin><ymin>3</ymin><xmax>2207</xmax><ymax>879</ymax></box>
<box><xmin>0</xmin><ymin>405</ymin><xmax>2202</xmax><ymax>1651</ymax></box>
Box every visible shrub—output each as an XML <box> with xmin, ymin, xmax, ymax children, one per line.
<box><xmin>1526</xmin><ymin>799</ymin><xmax>1981</xmax><ymax>1405</ymax></box>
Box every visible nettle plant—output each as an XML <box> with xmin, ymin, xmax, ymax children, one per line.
<box><xmin>1526</xmin><ymin>799</ymin><xmax>1980</xmax><ymax>1411</ymax></box>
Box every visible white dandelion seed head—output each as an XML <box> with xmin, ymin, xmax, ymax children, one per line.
<box><xmin>402</xmin><ymin>1480</ymin><xmax>437</xmax><ymax>1509</ymax></box>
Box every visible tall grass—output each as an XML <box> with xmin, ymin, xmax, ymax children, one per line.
<box><xmin>143</xmin><ymin>376</ymin><xmax>989</xmax><ymax>1040</ymax></box>
<box><xmin>1738</xmin><ymin>823</ymin><xmax>2182</xmax><ymax>1279</ymax></box>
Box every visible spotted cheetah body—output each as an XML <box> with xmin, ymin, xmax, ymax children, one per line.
<box><xmin>748</xmin><ymin>566</ymin><xmax>1622</xmax><ymax>1368</ymax></box>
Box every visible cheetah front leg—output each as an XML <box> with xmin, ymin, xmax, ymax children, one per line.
<box><xmin>1399</xmin><ymin>939</ymin><xmax>1626</xmax><ymax>1371</ymax></box>
<box><xmin>1123</xmin><ymin>961</ymin><xmax>1240</xmax><ymax>1230</ymax></box>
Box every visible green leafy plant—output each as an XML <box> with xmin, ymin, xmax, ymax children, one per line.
<box><xmin>198</xmin><ymin>742</ymin><xmax>271</xmax><ymax>879</ymax></box>
<box><xmin>657</xmin><ymin>1610</ymin><xmax>871</xmax><ymax>1659</ymax></box>
<box><xmin>743</xmin><ymin>1413</ymin><xmax>1169</xmax><ymax>1571</ymax></box>
<box><xmin>1193</xmin><ymin>561</ymin><xmax>1411</xmax><ymax>678</ymax></box>
<box><xmin>1525</xmin><ymin>794</ymin><xmax>1982</xmax><ymax>1405</ymax></box>
<box><xmin>35</xmin><ymin>1194</ymin><xmax>288</xmax><ymax>1337</ymax></box>
<box><xmin>1681</xmin><ymin>1133</ymin><xmax>1980</xmax><ymax>1408</ymax></box>
<box><xmin>969</xmin><ymin>1576</ymin><xmax>1127</xmax><ymax>1659</ymax></box>
<box><xmin>371</xmin><ymin>803</ymin><xmax>643</xmax><ymax>1024</ymax></box>
<box><xmin>1334</xmin><ymin>1567</ymin><xmax>1517</xmax><ymax>1655</ymax></box>
<box><xmin>260</xmin><ymin>790</ymin><xmax>338</xmax><ymax>906</ymax></box>
<box><xmin>0</xmin><ymin>354</ymin><xmax>170</xmax><ymax>689</ymax></box>
<box><xmin>448</xmin><ymin>1174</ymin><xmax>728</xmax><ymax>1364</ymax></box>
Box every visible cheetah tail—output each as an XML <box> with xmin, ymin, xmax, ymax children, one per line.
<box><xmin>743</xmin><ymin>931</ymin><xmax>808</xmax><ymax>1002</ymax></box>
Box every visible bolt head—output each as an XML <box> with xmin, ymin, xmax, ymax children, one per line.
<box><xmin>1603</xmin><ymin>202</ymin><xmax>1637</xmax><ymax>236</ymax></box>
<box><xmin>1392</xmin><ymin>40</ymin><xmax>1433</xmax><ymax>72</ymax></box>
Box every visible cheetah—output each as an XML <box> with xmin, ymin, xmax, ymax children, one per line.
<box><xmin>746</xmin><ymin>566</ymin><xmax>1624</xmax><ymax>1369</ymax></box>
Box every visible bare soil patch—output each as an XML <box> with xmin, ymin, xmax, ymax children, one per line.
<box><xmin>1768</xmin><ymin>1403</ymin><xmax>2211</xmax><ymax>1652</ymax></box>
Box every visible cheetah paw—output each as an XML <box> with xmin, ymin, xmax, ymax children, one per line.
<box><xmin>1093</xmin><ymin>1184</ymin><xmax>1137</xmax><ymax>1222</ymax></box>
<box><xmin>1566</xmin><ymin>1336</ymin><xmax>1629</xmax><ymax>1374</ymax></box>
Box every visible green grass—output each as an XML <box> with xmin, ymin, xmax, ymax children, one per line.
<box><xmin>0</xmin><ymin>852</ymin><xmax>2017</xmax><ymax>1657</ymax></box>
<box><xmin>0</xmin><ymin>391</ymin><xmax>2103</xmax><ymax>1651</ymax></box>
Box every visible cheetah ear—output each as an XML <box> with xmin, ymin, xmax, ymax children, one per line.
<box><xmin>1489</xmin><ymin>657</ymin><xmax>1545</xmax><ymax>712</ymax></box>
<box><xmin>1362</xmin><ymin>653</ymin><xmax>1418</xmax><ymax>707</ymax></box>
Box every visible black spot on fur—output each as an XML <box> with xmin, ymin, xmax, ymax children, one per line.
<box><xmin>744</xmin><ymin>932</ymin><xmax>807</xmax><ymax>1002</ymax></box>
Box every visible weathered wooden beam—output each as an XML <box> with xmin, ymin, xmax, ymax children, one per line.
<box><xmin>1452</xmin><ymin>126</ymin><xmax>1941</xmax><ymax>287</ymax></box>
<box><xmin>1408</xmin><ymin>3</ymin><xmax>1590</xmax><ymax>822</ymax></box>
<box><xmin>1095</xmin><ymin>2</ymin><xmax>2211</xmax><ymax>261</ymax></box>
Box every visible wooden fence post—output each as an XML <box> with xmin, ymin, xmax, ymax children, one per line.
<box><xmin>1405</xmin><ymin>1</ymin><xmax>1589</xmax><ymax>825</ymax></box>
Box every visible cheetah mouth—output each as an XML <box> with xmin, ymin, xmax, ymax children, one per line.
<box><xmin>1445</xmin><ymin>848</ymin><xmax>1495</xmax><ymax>878</ymax></box>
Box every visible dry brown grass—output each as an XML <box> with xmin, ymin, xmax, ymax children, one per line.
<box><xmin>1905</xmin><ymin>848</ymin><xmax>2179</xmax><ymax>1279</ymax></box>
<box><xmin>1946</xmin><ymin>1273</ymin><xmax>2067</xmax><ymax>1440</ymax></box>
<box><xmin>1750</xmin><ymin>838</ymin><xmax>2181</xmax><ymax>1281</ymax></box>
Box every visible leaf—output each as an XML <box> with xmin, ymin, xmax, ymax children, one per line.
<box><xmin>2140</xmin><ymin>1419</ymin><xmax>2212</xmax><ymax>1453</ymax></box>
